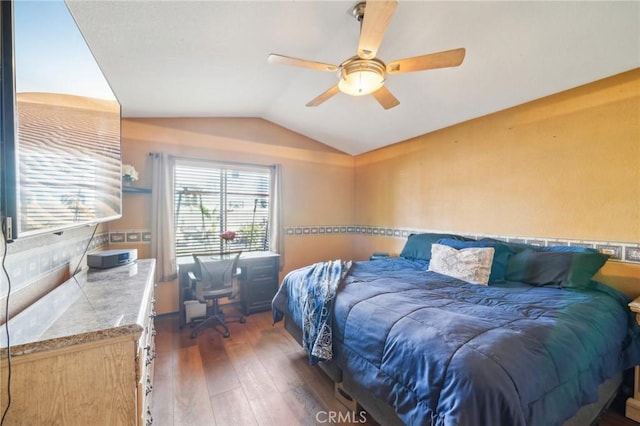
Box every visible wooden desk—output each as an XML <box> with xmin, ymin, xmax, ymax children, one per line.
<box><xmin>178</xmin><ymin>251</ymin><xmax>280</xmax><ymax>327</ymax></box>
<box><xmin>626</xmin><ymin>296</ymin><xmax>640</xmax><ymax>421</ymax></box>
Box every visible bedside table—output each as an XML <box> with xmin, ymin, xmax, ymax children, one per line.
<box><xmin>626</xmin><ymin>297</ymin><xmax>640</xmax><ymax>421</ymax></box>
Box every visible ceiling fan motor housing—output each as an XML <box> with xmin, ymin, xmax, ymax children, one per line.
<box><xmin>351</xmin><ymin>2</ymin><xmax>367</xmax><ymax>22</ymax></box>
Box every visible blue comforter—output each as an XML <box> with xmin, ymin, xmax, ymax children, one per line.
<box><xmin>273</xmin><ymin>258</ymin><xmax>640</xmax><ymax>426</ymax></box>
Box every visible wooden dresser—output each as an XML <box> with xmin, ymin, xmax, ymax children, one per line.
<box><xmin>0</xmin><ymin>259</ymin><xmax>156</xmax><ymax>426</ymax></box>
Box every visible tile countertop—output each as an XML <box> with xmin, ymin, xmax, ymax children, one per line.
<box><xmin>0</xmin><ymin>258</ymin><xmax>156</xmax><ymax>358</ymax></box>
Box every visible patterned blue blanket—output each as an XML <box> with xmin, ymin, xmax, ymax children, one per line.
<box><xmin>273</xmin><ymin>259</ymin><xmax>351</xmax><ymax>364</ymax></box>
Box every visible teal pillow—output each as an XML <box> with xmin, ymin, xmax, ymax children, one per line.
<box><xmin>437</xmin><ymin>238</ymin><xmax>515</xmax><ymax>283</ymax></box>
<box><xmin>399</xmin><ymin>233</ymin><xmax>470</xmax><ymax>261</ymax></box>
<box><xmin>506</xmin><ymin>249</ymin><xmax>608</xmax><ymax>288</ymax></box>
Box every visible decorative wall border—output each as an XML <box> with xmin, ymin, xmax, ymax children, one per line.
<box><xmin>285</xmin><ymin>225</ymin><xmax>640</xmax><ymax>264</ymax></box>
<box><xmin>109</xmin><ymin>229</ymin><xmax>152</xmax><ymax>244</ymax></box>
<box><xmin>109</xmin><ymin>226</ymin><xmax>639</xmax><ymax>264</ymax></box>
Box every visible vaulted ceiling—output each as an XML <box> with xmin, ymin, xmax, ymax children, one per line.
<box><xmin>67</xmin><ymin>1</ymin><xmax>640</xmax><ymax>155</ymax></box>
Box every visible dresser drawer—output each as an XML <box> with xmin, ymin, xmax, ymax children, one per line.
<box><xmin>137</xmin><ymin>291</ymin><xmax>156</xmax><ymax>426</ymax></box>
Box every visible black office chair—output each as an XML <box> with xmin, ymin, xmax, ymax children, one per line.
<box><xmin>188</xmin><ymin>251</ymin><xmax>245</xmax><ymax>338</ymax></box>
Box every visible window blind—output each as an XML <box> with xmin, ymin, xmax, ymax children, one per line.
<box><xmin>174</xmin><ymin>160</ymin><xmax>271</xmax><ymax>257</ymax></box>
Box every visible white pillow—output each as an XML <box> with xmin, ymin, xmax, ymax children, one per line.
<box><xmin>428</xmin><ymin>243</ymin><xmax>495</xmax><ymax>285</ymax></box>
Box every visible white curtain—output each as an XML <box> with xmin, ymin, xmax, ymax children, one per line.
<box><xmin>150</xmin><ymin>153</ymin><xmax>177</xmax><ymax>282</ymax></box>
<box><xmin>269</xmin><ymin>164</ymin><xmax>284</xmax><ymax>269</ymax></box>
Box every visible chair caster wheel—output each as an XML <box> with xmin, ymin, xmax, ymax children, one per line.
<box><xmin>223</xmin><ymin>331</ymin><xmax>230</xmax><ymax>338</ymax></box>
<box><xmin>240</xmin><ymin>317</ymin><xmax>246</xmax><ymax>324</ymax></box>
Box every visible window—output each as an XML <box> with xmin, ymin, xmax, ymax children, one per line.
<box><xmin>174</xmin><ymin>160</ymin><xmax>272</xmax><ymax>257</ymax></box>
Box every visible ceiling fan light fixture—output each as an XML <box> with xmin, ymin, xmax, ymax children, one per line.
<box><xmin>338</xmin><ymin>58</ymin><xmax>385</xmax><ymax>96</ymax></box>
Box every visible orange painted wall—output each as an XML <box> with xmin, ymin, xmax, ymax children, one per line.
<box><xmin>353</xmin><ymin>69</ymin><xmax>640</xmax><ymax>295</ymax></box>
<box><xmin>111</xmin><ymin>70</ymin><xmax>639</xmax><ymax>312</ymax></box>
<box><xmin>111</xmin><ymin>117</ymin><xmax>354</xmax><ymax>313</ymax></box>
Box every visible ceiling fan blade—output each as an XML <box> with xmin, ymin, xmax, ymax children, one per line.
<box><xmin>306</xmin><ymin>85</ymin><xmax>340</xmax><ymax>107</ymax></box>
<box><xmin>372</xmin><ymin>86</ymin><xmax>399</xmax><ymax>110</ymax></box>
<box><xmin>387</xmin><ymin>48</ymin><xmax>466</xmax><ymax>74</ymax></box>
<box><xmin>357</xmin><ymin>0</ymin><xmax>397</xmax><ymax>59</ymax></box>
<box><xmin>268</xmin><ymin>54</ymin><xmax>338</xmax><ymax>72</ymax></box>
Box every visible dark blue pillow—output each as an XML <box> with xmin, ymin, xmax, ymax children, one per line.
<box><xmin>506</xmin><ymin>249</ymin><xmax>608</xmax><ymax>288</ymax></box>
<box><xmin>539</xmin><ymin>245</ymin><xmax>599</xmax><ymax>253</ymax></box>
<box><xmin>437</xmin><ymin>238</ymin><xmax>515</xmax><ymax>283</ymax></box>
<box><xmin>399</xmin><ymin>233</ymin><xmax>470</xmax><ymax>261</ymax></box>
<box><xmin>479</xmin><ymin>238</ymin><xmax>534</xmax><ymax>254</ymax></box>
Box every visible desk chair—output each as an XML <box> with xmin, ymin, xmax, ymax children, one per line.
<box><xmin>188</xmin><ymin>252</ymin><xmax>245</xmax><ymax>338</ymax></box>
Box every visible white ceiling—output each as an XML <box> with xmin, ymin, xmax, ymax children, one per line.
<box><xmin>66</xmin><ymin>1</ymin><xmax>640</xmax><ymax>155</ymax></box>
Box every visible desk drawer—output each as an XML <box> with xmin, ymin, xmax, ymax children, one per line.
<box><xmin>242</xmin><ymin>277</ymin><xmax>277</xmax><ymax>315</ymax></box>
<box><xmin>247</xmin><ymin>279</ymin><xmax>277</xmax><ymax>302</ymax></box>
<box><xmin>245</xmin><ymin>258</ymin><xmax>277</xmax><ymax>280</ymax></box>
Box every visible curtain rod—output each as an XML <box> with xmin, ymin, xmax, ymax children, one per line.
<box><xmin>147</xmin><ymin>152</ymin><xmax>278</xmax><ymax>171</ymax></box>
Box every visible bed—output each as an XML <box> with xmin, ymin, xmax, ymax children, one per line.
<box><xmin>272</xmin><ymin>233</ymin><xmax>640</xmax><ymax>426</ymax></box>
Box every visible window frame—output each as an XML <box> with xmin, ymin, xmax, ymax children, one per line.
<box><xmin>173</xmin><ymin>158</ymin><xmax>273</xmax><ymax>257</ymax></box>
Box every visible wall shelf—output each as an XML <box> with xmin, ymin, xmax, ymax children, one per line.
<box><xmin>123</xmin><ymin>186</ymin><xmax>151</xmax><ymax>194</ymax></box>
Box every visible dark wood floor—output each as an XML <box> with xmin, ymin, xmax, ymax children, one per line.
<box><xmin>150</xmin><ymin>310</ymin><xmax>639</xmax><ymax>426</ymax></box>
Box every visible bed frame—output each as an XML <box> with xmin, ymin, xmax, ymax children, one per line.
<box><xmin>283</xmin><ymin>316</ymin><xmax>622</xmax><ymax>426</ymax></box>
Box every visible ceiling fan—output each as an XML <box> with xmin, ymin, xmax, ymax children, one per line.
<box><xmin>268</xmin><ymin>0</ymin><xmax>465</xmax><ymax>110</ymax></box>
